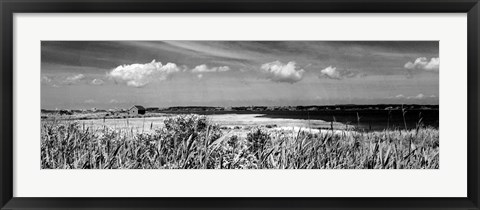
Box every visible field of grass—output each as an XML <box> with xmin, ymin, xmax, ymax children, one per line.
<box><xmin>41</xmin><ymin>114</ymin><xmax>439</xmax><ymax>169</ymax></box>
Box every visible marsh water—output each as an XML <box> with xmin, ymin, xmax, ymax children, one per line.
<box><xmin>71</xmin><ymin>109</ymin><xmax>438</xmax><ymax>134</ymax></box>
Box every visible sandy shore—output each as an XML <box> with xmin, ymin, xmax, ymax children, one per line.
<box><xmin>54</xmin><ymin>114</ymin><xmax>350</xmax><ymax>135</ymax></box>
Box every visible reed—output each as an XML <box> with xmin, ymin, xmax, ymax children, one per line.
<box><xmin>41</xmin><ymin>114</ymin><xmax>439</xmax><ymax>169</ymax></box>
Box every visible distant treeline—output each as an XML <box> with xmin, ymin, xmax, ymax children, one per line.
<box><xmin>42</xmin><ymin>104</ymin><xmax>439</xmax><ymax>115</ymax></box>
<box><xmin>163</xmin><ymin>104</ymin><xmax>438</xmax><ymax>112</ymax></box>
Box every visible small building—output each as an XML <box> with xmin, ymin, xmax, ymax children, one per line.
<box><xmin>129</xmin><ymin>105</ymin><xmax>146</xmax><ymax>115</ymax></box>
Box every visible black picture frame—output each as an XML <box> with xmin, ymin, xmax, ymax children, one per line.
<box><xmin>1</xmin><ymin>0</ymin><xmax>479</xmax><ymax>209</ymax></box>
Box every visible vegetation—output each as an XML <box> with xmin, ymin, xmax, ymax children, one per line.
<box><xmin>41</xmin><ymin>114</ymin><xmax>439</xmax><ymax>169</ymax></box>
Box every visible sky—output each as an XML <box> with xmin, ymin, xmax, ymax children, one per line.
<box><xmin>41</xmin><ymin>41</ymin><xmax>439</xmax><ymax>110</ymax></box>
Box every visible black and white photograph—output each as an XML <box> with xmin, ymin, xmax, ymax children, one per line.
<box><xmin>41</xmin><ymin>41</ymin><xmax>439</xmax><ymax>169</ymax></box>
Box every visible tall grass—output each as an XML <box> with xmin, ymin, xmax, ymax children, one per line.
<box><xmin>41</xmin><ymin>114</ymin><xmax>439</xmax><ymax>169</ymax></box>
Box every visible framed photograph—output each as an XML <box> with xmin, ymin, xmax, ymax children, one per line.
<box><xmin>1</xmin><ymin>0</ymin><xmax>479</xmax><ymax>209</ymax></box>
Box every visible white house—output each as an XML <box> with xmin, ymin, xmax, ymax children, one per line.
<box><xmin>129</xmin><ymin>105</ymin><xmax>146</xmax><ymax>115</ymax></box>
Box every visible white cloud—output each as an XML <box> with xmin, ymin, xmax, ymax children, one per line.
<box><xmin>191</xmin><ymin>64</ymin><xmax>230</xmax><ymax>73</ymax></box>
<box><xmin>91</xmin><ymin>78</ymin><xmax>104</xmax><ymax>85</ymax></box>
<box><xmin>319</xmin><ymin>66</ymin><xmax>362</xmax><ymax>80</ymax></box>
<box><xmin>414</xmin><ymin>93</ymin><xmax>425</xmax><ymax>99</ymax></box>
<box><xmin>108</xmin><ymin>60</ymin><xmax>180</xmax><ymax>87</ymax></box>
<box><xmin>197</xmin><ymin>74</ymin><xmax>203</xmax><ymax>79</ymax></box>
<box><xmin>320</xmin><ymin>66</ymin><xmax>341</xmax><ymax>79</ymax></box>
<box><xmin>260</xmin><ymin>61</ymin><xmax>305</xmax><ymax>83</ymax></box>
<box><xmin>404</xmin><ymin>57</ymin><xmax>439</xmax><ymax>71</ymax></box>
<box><xmin>84</xmin><ymin>99</ymin><xmax>95</xmax><ymax>104</ymax></box>
<box><xmin>109</xmin><ymin>99</ymin><xmax>119</xmax><ymax>103</ymax></box>
<box><xmin>390</xmin><ymin>93</ymin><xmax>436</xmax><ymax>100</ymax></box>
<box><xmin>63</xmin><ymin>74</ymin><xmax>85</xmax><ymax>85</ymax></box>
<box><xmin>41</xmin><ymin>76</ymin><xmax>52</xmax><ymax>84</ymax></box>
<box><xmin>405</xmin><ymin>93</ymin><xmax>426</xmax><ymax>99</ymax></box>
